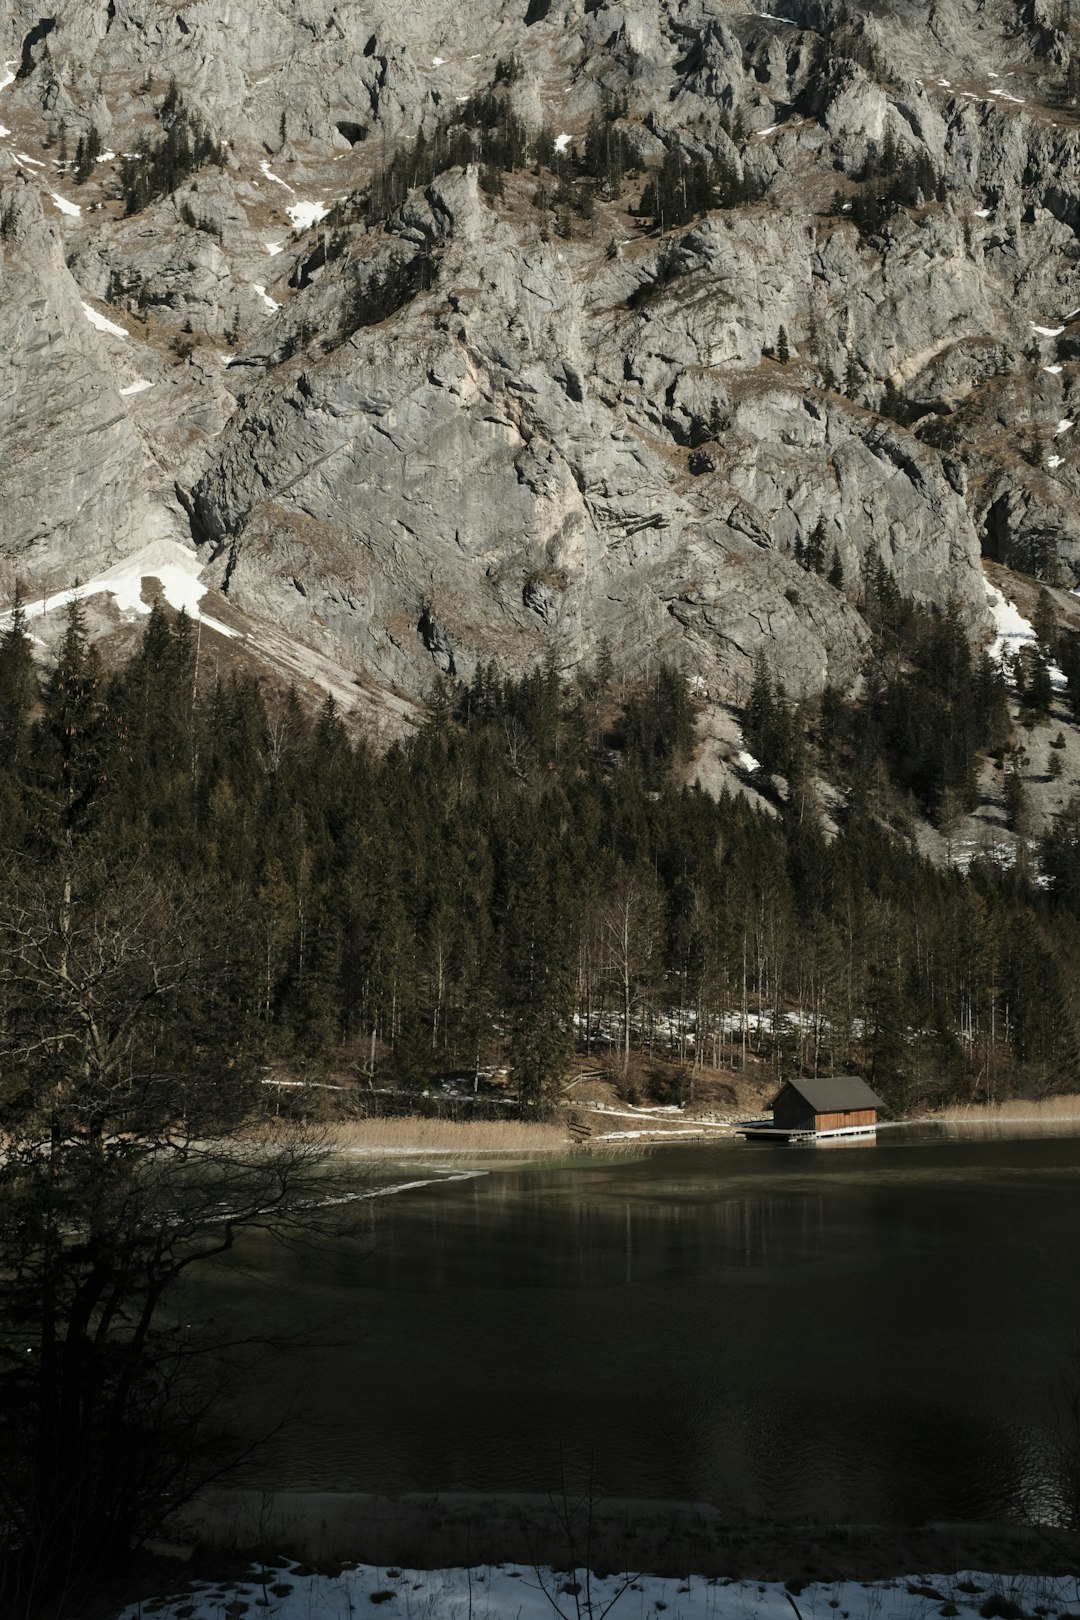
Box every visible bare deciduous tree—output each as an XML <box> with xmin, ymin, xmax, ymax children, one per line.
<box><xmin>0</xmin><ymin>855</ymin><xmax>350</xmax><ymax>1618</ymax></box>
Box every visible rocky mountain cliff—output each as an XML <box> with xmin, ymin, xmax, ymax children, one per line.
<box><xmin>2</xmin><ymin>0</ymin><xmax>1080</xmax><ymax>750</ymax></box>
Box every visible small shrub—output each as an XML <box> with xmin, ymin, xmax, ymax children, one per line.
<box><xmin>979</xmin><ymin>1598</ymin><xmax>1025</xmax><ymax>1620</ymax></box>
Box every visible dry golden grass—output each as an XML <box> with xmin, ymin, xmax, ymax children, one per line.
<box><xmin>324</xmin><ymin>1115</ymin><xmax>575</xmax><ymax>1156</ymax></box>
<box><xmin>934</xmin><ymin>1094</ymin><xmax>1080</xmax><ymax>1125</ymax></box>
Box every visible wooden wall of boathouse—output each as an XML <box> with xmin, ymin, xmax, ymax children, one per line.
<box><xmin>812</xmin><ymin>1108</ymin><xmax>877</xmax><ymax>1131</ymax></box>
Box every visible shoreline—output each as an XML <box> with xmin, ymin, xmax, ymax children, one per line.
<box><xmin>313</xmin><ymin>1113</ymin><xmax>1080</xmax><ymax>1165</ymax></box>
<box><xmin>172</xmin><ymin>1488</ymin><xmax>1080</xmax><ymax>1583</ymax></box>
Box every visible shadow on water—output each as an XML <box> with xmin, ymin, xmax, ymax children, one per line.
<box><xmin>190</xmin><ymin>1125</ymin><xmax>1080</xmax><ymax>1527</ymax></box>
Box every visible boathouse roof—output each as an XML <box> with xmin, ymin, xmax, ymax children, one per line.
<box><xmin>770</xmin><ymin>1076</ymin><xmax>885</xmax><ymax>1113</ymax></box>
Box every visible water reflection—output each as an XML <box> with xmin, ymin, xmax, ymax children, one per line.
<box><xmin>196</xmin><ymin>1129</ymin><xmax>1080</xmax><ymax>1526</ymax></box>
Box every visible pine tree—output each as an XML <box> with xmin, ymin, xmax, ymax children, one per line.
<box><xmin>1025</xmin><ymin>651</ymin><xmax>1054</xmax><ymax>716</ymax></box>
<box><xmin>743</xmin><ymin>651</ymin><xmax>793</xmax><ymax>775</ymax></box>
<box><xmin>804</xmin><ymin>517</ymin><xmax>827</xmax><ymax>574</ymax></box>
<box><xmin>1004</xmin><ymin>760</ymin><xmax>1028</xmax><ymax>833</ymax></box>
<box><xmin>844</xmin><ymin>351</ymin><xmax>860</xmax><ymax>399</ymax></box>
<box><xmin>1033</xmin><ymin>588</ymin><xmax>1057</xmax><ymax>654</ymax></box>
<box><xmin>502</xmin><ymin>831</ymin><xmax>572</xmax><ymax>1114</ymax></box>
<box><xmin>0</xmin><ymin>589</ymin><xmax>36</xmax><ymax>765</ymax></box>
<box><xmin>37</xmin><ymin>595</ymin><xmax>106</xmax><ymax>844</ymax></box>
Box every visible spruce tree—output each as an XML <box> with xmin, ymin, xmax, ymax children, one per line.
<box><xmin>37</xmin><ymin>595</ymin><xmax>106</xmax><ymax>845</ymax></box>
<box><xmin>0</xmin><ymin>590</ymin><xmax>36</xmax><ymax>766</ymax></box>
<box><xmin>804</xmin><ymin>517</ymin><xmax>827</xmax><ymax>574</ymax></box>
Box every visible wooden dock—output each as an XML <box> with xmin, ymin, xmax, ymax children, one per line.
<box><xmin>736</xmin><ymin>1118</ymin><xmax>878</xmax><ymax>1145</ymax></box>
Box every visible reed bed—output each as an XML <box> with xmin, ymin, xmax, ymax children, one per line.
<box><xmin>325</xmin><ymin>1115</ymin><xmax>574</xmax><ymax>1156</ymax></box>
<box><xmin>933</xmin><ymin>1094</ymin><xmax>1080</xmax><ymax>1126</ymax></box>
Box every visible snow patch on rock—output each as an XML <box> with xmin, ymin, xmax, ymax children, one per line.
<box><xmin>260</xmin><ymin>160</ymin><xmax>295</xmax><ymax>193</ymax></box>
<box><xmin>1</xmin><ymin>540</ymin><xmax>237</xmax><ymax>639</ymax></box>
<box><xmin>81</xmin><ymin>300</ymin><xmax>127</xmax><ymax>337</ymax></box>
<box><xmin>286</xmin><ymin>199</ymin><xmax>329</xmax><ymax>230</ymax></box>
<box><xmin>984</xmin><ymin>574</ymin><xmax>1065</xmax><ymax>688</ymax></box>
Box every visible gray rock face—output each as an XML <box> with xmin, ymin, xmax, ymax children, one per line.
<box><xmin>0</xmin><ymin>168</ymin><xmax>189</xmax><ymax>592</ymax></box>
<box><xmin>1</xmin><ymin>0</ymin><xmax>1079</xmax><ymax>712</ymax></box>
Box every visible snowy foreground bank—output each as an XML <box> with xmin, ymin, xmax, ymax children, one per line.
<box><xmin>116</xmin><ymin>1564</ymin><xmax>1080</xmax><ymax>1620</ymax></box>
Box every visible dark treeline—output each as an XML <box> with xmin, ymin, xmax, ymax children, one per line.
<box><xmin>120</xmin><ymin>78</ymin><xmax>225</xmax><ymax>215</ymax></box>
<box><xmin>1</xmin><ymin>594</ymin><xmax>1079</xmax><ymax>1118</ymax></box>
<box><xmin>843</xmin><ymin>128</ymin><xmax>946</xmax><ymax>237</ymax></box>
<box><xmin>346</xmin><ymin>248</ymin><xmax>440</xmax><ymax>334</ymax></box>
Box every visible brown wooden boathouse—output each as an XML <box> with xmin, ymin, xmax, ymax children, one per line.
<box><xmin>770</xmin><ymin>1076</ymin><xmax>884</xmax><ymax>1134</ymax></box>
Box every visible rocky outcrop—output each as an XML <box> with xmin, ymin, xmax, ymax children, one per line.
<box><xmin>1</xmin><ymin>0</ymin><xmax>1079</xmax><ymax>709</ymax></box>
<box><xmin>0</xmin><ymin>164</ymin><xmax>189</xmax><ymax>594</ymax></box>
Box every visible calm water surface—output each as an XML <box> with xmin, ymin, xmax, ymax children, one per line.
<box><xmin>196</xmin><ymin>1125</ymin><xmax>1080</xmax><ymax>1525</ymax></box>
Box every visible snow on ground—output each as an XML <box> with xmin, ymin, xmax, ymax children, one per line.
<box><xmin>49</xmin><ymin>190</ymin><xmax>81</xmax><ymax>217</ymax></box>
<box><xmin>736</xmin><ymin>750</ymin><xmax>760</xmax><ymax>771</ymax></box>
<box><xmin>113</xmin><ymin>1564</ymin><xmax>1080</xmax><ymax>1620</ymax></box>
<box><xmin>81</xmin><ymin>300</ymin><xmax>127</xmax><ymax>337</ymax></box>
<box><xmin>1047</xmin><ymin>454</ymin><xmax>1064</xmax><ymax>469</ymax></box>
<box><xmin>119</xmin><ymin>379</ymin><xmax>154</xmax><ymax>396</ymax></box>
<box><xmin>0</xmin><ymin>539</ymin><xmax>238</xmax><ymax>640</ymax></box>
<box><xmin>1032</xmin><ymin>323</ymin><xmax>1064</xmax><ymax>337</ymax></box>
<box><xmin>1044</xmin><ymin>363</ymin><xmax>1063</xmax><ymax>374</ymax></box>
<box><xmin>0</xmin><ymin>124</ymin><xmax>9</xmax><ymax>137</ymax></box>
<box><xmin>265</xmin><ymin>240</ymin><xmax>283</xmax><ymax>255</ymax></box>
<box><xmin>259</xmin><ymin>159</ymin><xmax>295</xmax><ymax>192</ymax></box>
<box><xmin>974</xmin><ymin>206</ymin><xmax>991</xmax><ymax>217</ymax></box>
<box><xmin>984</xmin><ymin>574</ymin><xmax>1066</xmax><ymax>688</ymax></box>
<box><xmin>253</xmin><ymin>282</ymin><xmax>280</xmax><ymax>311</ymax></box>
<box><xmin>554</xmin><ymin>131</ymin><xmax>572</xmax><ymax>153</ymax></box>
<box><xmin>1056</xmin><ymin>418</ymin><xmax>1074</xmax><ymax>435</ymax></box>
<box><xmin>432</xmin><ymin>54</ymin><xmax>446</xmax><ymax>65</ymax></box>
<box><xmin>287</xmin><ymin>197</ymin><xmax>329</xmax><ymax>229</ymax></box>
<box><xmin>0</xmin><ymin>60</ymin><xmax>15</xmax><ymax>93</ymax></box>
<box><xmin>15</xmin><ymin>150</ymin><xmax>44</xmax><ymax>166</ymax></box>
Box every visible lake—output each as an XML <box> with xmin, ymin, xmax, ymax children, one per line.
<box><xmin>195</xmin><ymin>1124</ymin><xmax>1080</xmax><ymax>1528</ymax></box>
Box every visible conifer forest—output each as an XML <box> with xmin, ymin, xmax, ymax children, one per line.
<box><xmin>2</xmin><ymin>580</ymin><xmax>1079</xmax><ymax>1121</ymax></box>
